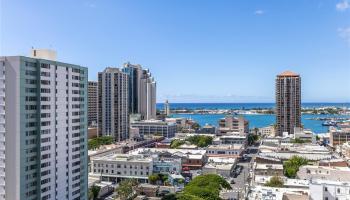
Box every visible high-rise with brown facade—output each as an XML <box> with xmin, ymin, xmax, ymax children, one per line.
<box><xmin>275</xmin><ymin>71</ymin><xmax>301</xmax><ymax>136</ymax></box>
<box><xmin>88</xmin><ymin>81</ymin><xmax>98</xmax><ymax>126</ymax></box>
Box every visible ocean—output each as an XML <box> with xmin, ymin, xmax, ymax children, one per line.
<box><xmin>156</xmin><ymin>103</ymin><xmax>350</xmax><ymax>133</ymax></box>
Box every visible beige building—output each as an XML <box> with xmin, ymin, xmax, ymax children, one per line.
<box><xmin>88</xmin><ymin>81</ymin><xmax>98</xmax><ymax>126</ymax></box>
<box><xmin>98</xmin><ymin>68</ymin><xmax>129</xmax><ymax>141</ymax></box>
<box><xmin>275</xmin><ymin>71</ymin><xmax>301</xmax><ymax>136</ymax></box>
<box><xmin>218</xmin><ymin>116</ymin><xmax>249</xmax><ymax>135</ymax></box>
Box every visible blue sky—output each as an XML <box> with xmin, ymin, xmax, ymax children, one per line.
<box><xmin>1</xmin><ymin>0</ymin><xmax>350</xmax><ymax>103</ymax></box>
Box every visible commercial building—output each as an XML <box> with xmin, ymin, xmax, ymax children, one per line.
<box><xmin>90</xmin><ymin>154</ymin><xmax>153</xmax><ymax>183</ymax></box>
<box><xmin>297</xmin><ymin>166</ymin><xmax>350</xmax><ymax>182</ymax></box>
<box><xmin>218</xmin><ymin>116</ymin><xmax>249</xmax><ymax>135</ymax></box>
<box><xmin>206</xmin><ymin>144</ymin><xmax>244</xmax><ymax>158</ymax></box>
<box><xmin>131</xmin><ymin>148</ymin><xmax>207</xmax><ymax>170</ymax></box>
<box><xmin>330</xmin><ymin>129</ymin><xmax>350</xmax><ymax>147</ymax></box>
<box><xmin>258</xmin><ymin>125</ymin><xmax>276</xmax><ymax>137</ymax></box>
<box><xmin>131</xmin><ymin>120</ymin><xmax>176</xmax><ymax>138</ymax></box>
<box><xmin>98</xmin><ymin>67</ymin><xmax>129</xmax><ymax>141</ymax></box>
<box><xmin>1</xmin><ymin>53</ymin><xmax>88</xmax><ymax>200</ymax></box>
<box><xmin>122</xmin><ymin>62</ymin><xmax>156</xmax><ymax>120</ymax></box>
<box><xmin>309</xmin><ymin>179</ymin><xmax>350</xmax><ymax>200</ymax></box>
<box><xmin>88</xmin><ymin>81</ymin><xmax>98</xmax><ymax>126</ymax></box>
<box><xmin>275</xmin><ymin>71</ymin><xmax>301</xmax><ymax>136</ymax></box>
<box><xmin>213</xmin><ymin>135</ymin><xmax>247</xmax><ymax>146</ymax></box>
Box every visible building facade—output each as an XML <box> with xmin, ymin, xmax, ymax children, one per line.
<box><xmin>330</xmin><ymin>129</ymin><xmax>350</xmax><ymax>147</ymax></box>
<box><xmin>309</xmin><ymin>180</ymin><xmax>350</xmax><ymax>200</ymax></box>
<box><xmin>122</xmin><ymin>63</ymin><xmax>156</xmax><ymax>120</ymax></box>
<box><xmin>275</xmin><ymin>71</ymin><xmax>301</xmax><ymax>136</ymax></box>
<box><xmin>218</xmin><ymin>116</ymin><xmax>249</xmax><ymax>135</ymax></box>
<box><xmin>0</xmin><ymin>60</ymin><xmax>5</xmax><ymax>199</ymax></box>
<box><xmin>88</xmin><ymin>81</ymin><xmax>98</xmax><ymax>127</ymax></box>
<box><xmin>130</xmin><ymin>120</ymin><xmax>176</xmax><ymax>139</ymax></box>
<box><xmin>91</xmin><ymin>154</ymin><xmax>152</xmax><ymax>183</ymax></box>
<box><xmin>0</xmin><ymin>55</ymin><xmax>88</xmax><ymax>200</ymax></box>
<box><xmin>164</xmin><ymin>100</ymin><xmax>170</xmax><ymax>117</ymax></box>
<box><xmin>98</xmin><ymin>68</ymin><xmax>129</xmax><ymax>141</ymax></box>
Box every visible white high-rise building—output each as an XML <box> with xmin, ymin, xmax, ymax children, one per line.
<box><xmin>122</xmin><ymin>63</ymin><xmax>156</xmax><ymax>120</ymax></box>
<box><xmin>0</xmin><ymin>60</ymin><xmax>5</xmax><ymax>200</ymax></box>
<box><xmin>0</xmin><ymin>53</ymin><xmax>88</xmax><ymax>200</ymax></box>
<box><xmin>164</xmin><ymin>99</ymin><xmax>170</xmax><ymax>116</ymax></box>
<box><xmin>98</xmin><ymin>68</ymin><xmax>129</xmax><ymax>141</ymax></box>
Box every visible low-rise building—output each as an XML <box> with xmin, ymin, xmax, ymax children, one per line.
<box><xmin>131</xmin><ymin>148</ymin><xmax>207</xmax><ymax>170</ymax></box>
<box><xmin>202</xmin><ymin>163</ymin><xmax>235</xmax><ymax>178</ymax></box>
<box><xmin>206</xmin><ymin>144</ymin><xmax>244</xmax><ymax>158</ymax></box>
<box><xmin>131</xmin><ymin>120</ymin><xmax>177</xmax><ymax>138</ymax></box>
<box><xmin>212</xmin><ymin>135</ymin><xmax>247</xmax><ymax>146</ymax></box>
<box><xmin>90</xmin><ymin>154</ymin><xmax>153</xmax><ymax>183</ymax></box>
<box><xmin>297</xmin><ymin>166</ymin><xmax>350</xmax><ymax>182</ymax></box>
<box><xmin>309</xmin><ymin>179</ymin><xmax>350</xmax><ymax>200</ymax></box>
<box><xmin>254</xmin><ymin>163</ymin><xmax>284</xmax><ymax>177</ymax></box>
<box><xmin>197</xmin><ymin>124</ymin><xmax>216</xmax><ymax>134</ymax></box>
<box><xmin>152</xmin><ymin>154</ymin><xmax>182</xmax><ymax>175</ymax></box>
<box><xmin>330</xmin><ymin>128</ymin><xmax>350</xmax><ymax>147</ymax></box>
<box><xmin>218</xmin><ymin>116</ymin><xmax>249</xmax><ymax>136</ymax></box>
<box><xmin>259</xmin><ymin>125</ymin><xmax>276</xmax><ymax>137</ymax></box>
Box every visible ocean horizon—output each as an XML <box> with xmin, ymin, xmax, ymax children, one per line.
<box><xmin>156</xmin><ymin>102</ymin><xmax>350</xmax><ymax>110</ymax></box>
<box><xmin>156</xmin><ymin>102</ymin><xmax>350</xmax><ymax>133</ymax></box>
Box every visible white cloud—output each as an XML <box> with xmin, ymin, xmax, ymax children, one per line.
<box><xmin>254</xmin><ymin>10</ymin><xmax>265</xmax><ymax>15</ymax></box>
<box><xmin>338</xmin><ymin>27</ymin><xmax>350</xmax><ymax>45</ymax></box>
<box><xmin>336</xmin><ymin>0</ymin><xmax>349</xmax><ymax>11</ymax></box>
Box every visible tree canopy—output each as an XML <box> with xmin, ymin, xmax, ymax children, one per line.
<box><xmin>116</xmin><ymin>179</ymin><xmax>138</xmax><ymax>200</ymax></box>
<box><xmin>170</xmin><ymin>135</ymin><xmax>213</xmax><ymax>149</ymax></box>
<box><xmin>178</xmin><ymin>174</ymin><xmax>231</xmax><ymax>200</ymax></box>
<box><xmin>283</xmin><ymin>156</ymin><xmax>308</xmax><ymax>178</ymax></box>
<box><xmin>88</xmin><ymin>136</ymin><xmax>114</xmax><ymax>150</ymax></box>
<box><xmin>264</xmin><ymin>176</ymin><xmax>284</xmax><ymax>187</ymax></box>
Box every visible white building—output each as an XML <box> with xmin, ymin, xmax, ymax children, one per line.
<box><xmin>206</xmin><ymin>144</ymin><xmax>244</xmax><ymax>158</ymax></box>
<box><xmin>1</xmin><ymin>53</ymin><xmax>88</xmax><ymax>200</ymax></box>
<box><xmin>297</xmin><ymin>166</ymin><xmax>350</xmax><ymax>182</ymax></box>
<box><xmin>309</xmin><ymin>179</ymin><xmax>350</xmax><ymax>200</ymax></box>
<box><xmin>131</xmin><ymin>120</ymin><xmax>176</xmax><ymax>138</ymax></box>
<box><xmin>98</xmin><ymin>67</ymin><xmax>129</xmax><ymax>141</ymax></box>
<box><xmin>90</xmin><ymin>154</ymin><xmax>153</xmax><ymax>183</ymax></box>
<box><xmin>0</xmin><ymin>59</ymin><xmax>5</xmax><ymax>199</ymax></box>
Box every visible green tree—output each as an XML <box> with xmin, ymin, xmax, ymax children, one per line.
<box><xmin>283</xmin><ymin>156</ymin><xmax>308</xmax><ymax>178</ymax></box>
<box><xmin>88</xmin><ymin>136</ymin><xmax>114</xmax><ymax>150</ymax></box>
<box><xmin>88</xmin><ymin>185</ymin><xmax>101</xmax><ymax>200</ymax></box>
<box><xmin>148</xmin><ymin>174</ymin><xmax>160</xmax><ymax>184</ymax></box>
<box><xmin>170</xmin><ymin>139</ymin><xmax>186</xmax><ymax>149</ymax></box>
<box><xmin>248</xmin><ymin>134</ymin><xmax>259</xmax><ymax>145</ymax></box>
<box><xmin>116</xmin><ymin>179</ymin><xmax>138</xmax><ymax>200</ymax></box>
<box><xmin>264</xmin><ymin>176</ymin><xmax>284</xmax><ymax>187</ymax></box>
<box><xmin>179</xmin><ymin>174</ymin><xmax>231</xmax><ymax>200</ymax></box>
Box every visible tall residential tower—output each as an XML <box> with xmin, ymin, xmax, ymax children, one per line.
<box><xmin>122</xmin><ymin>62</ymin><xmax>156</xmax><ymax>120</ymax></box>
<box><xmin>88</xmin><ymin>81</ymin><xmax>98</xmax><ymax>126</ymax></box>
<box><xmin>98</xmin><ymin>68</ymin><xmax>129</xmax><ymax>141</ymax></box>
<box><xmin>0</xmin><ymin>53</ymin><xmax>88</xmax><ymax>200</ymax></box>
<box><xmin>275</xmin><ymin>71</ymin><xmax>301</xmax><ymax>136</ymax></box>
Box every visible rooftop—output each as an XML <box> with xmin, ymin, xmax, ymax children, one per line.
<box><xmin>277</xmin><ymin>70</ymin><xmax>299</xmax><ymax>77</ymax></box>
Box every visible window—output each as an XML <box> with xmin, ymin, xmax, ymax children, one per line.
<box><xmin>324</xmin><ymin>187</ymin><xmax>328</xmax><ymax>191</ymax></box>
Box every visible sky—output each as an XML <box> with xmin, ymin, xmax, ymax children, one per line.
<box><xmin>1</xmin><ymin>0</ymin><xmax>350</xmax><ymax>103</ymax></box>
